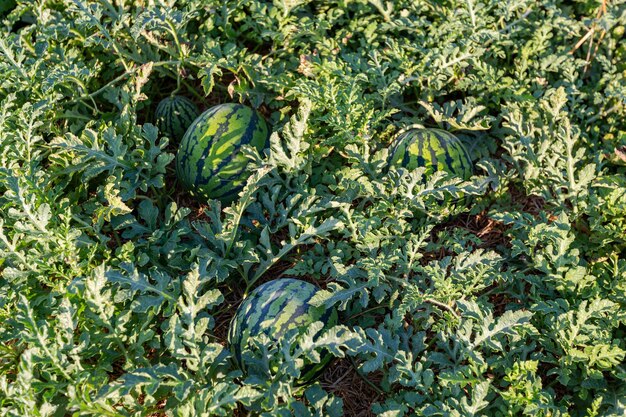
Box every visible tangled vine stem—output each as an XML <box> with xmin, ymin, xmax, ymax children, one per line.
<box><xmin>569</xmin><ymin>0</ymin><xmax>609</xmax><ymax>74</ymax></box>
<box><xmin>348</xmin><ymin>356</ymin><xmax>385</xmax><ymax>396</ymax></box>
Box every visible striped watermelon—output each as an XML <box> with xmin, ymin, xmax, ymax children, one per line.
<box><xmin>228</xmin><ymin>278</ymin><xmax>338</xmax><ymax>383</ymax></box>
<box><xmin>388</xmin><ymin>128</ymin><xmax>473</xmax><ymax>180</ymax></box>
<box><xmin>175</xmin><ymin>103</ymin><xmax>270</xmax><ymax>203</ymax></box>
<box><xmin>155</xmin><ymin>95</ymin><xmax>200</xmax><ymax>142</ymax></box>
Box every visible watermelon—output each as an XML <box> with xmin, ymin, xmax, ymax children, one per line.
<box><xmin>388</xmin><ymin>128</ymin><xmax>473</xmax><ymax>180</ymax></box>
<box><xmin>228</xmin><ymin>278</ymin><xmax>338</xmax><ymax>383</ymax></box>
<box><xmin>155</xmin><ymin>95</ymin><xmax>200</xmax><ymax>142</ymax></box>
<box><xmin>175</xmin><ymin>103</ymin><xmax>270</xmax><ymax>203</ymax></box>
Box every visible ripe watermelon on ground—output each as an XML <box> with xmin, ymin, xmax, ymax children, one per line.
<box><xmin>388</xmin><ymin>128</ymin><xmax>473</xmax><ymax>180</ymax></box>
<box><xmin>228</xmin><ymin>278</ymin><xmax>338</xmax><ymax>383</ymax></box>
<box><xmin>175</xmin><ymin>103</ymin><xmax>270</xmax><ymax>203</ymax></box>
<box><xmin>155</xmin><ymin>95</ymin><xmax>200</xmax><ymax>142</ymax></box>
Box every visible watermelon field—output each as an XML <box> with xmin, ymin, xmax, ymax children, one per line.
<box><xmin>1</xmin><ymin>0</ymin><xmax>626</xmax><ymax>415</ymax></box>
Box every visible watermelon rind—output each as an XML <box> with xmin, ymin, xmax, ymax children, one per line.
<box><xmin>155</xmin><ymin>95</ymin><xmax>200</xmax><ymax>142</ymax></box>
<box><xmin>175</xmin><ymin>103</ymin><xmax>270</xmax><ymax>203</ymax></box>
<box><xmin>388</xmin><ymin>128</ymin><xmax>474</xmax><ymax>180</ymax></box>
<box><xmin>228</xmin><ymin>278</ymin><xmax>338</xmax><ymax>383</ymax></box>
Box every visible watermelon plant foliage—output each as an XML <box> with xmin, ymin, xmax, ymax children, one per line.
<box><xmin>0</xmin><ymin>0</ymin><xmax>625</xmax><ymax>416</ymax></box>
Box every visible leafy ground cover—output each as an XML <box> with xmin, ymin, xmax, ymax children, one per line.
<box><xmin>1</xmin><ymin>0</ymin><xmax>626</xmax><ymax>416</ymax></box>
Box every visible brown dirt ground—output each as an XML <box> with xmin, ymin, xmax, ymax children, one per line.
<box><xmin>320</xmin><ymin>358</ymin><xmax>383</xmax><ymax>417</ymax></box>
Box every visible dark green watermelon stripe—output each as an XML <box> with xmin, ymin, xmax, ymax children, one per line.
<box><xmin>198</xmin><ymin>108</ymin><xmax>269</xmax><ymax>199</ymax></box>
<box><xmin>244</xmin><ymin>280</ymin><xmax>316</xmax><ymax>338</ymax></box>
<box><xmin>389</xmin><ymin>128</ymin><xmax>473</xmax><ymax>180</ymax></box>
<box><xmin>178</xmin><ymin>111</ymin><xmax>196</xmax><ymax>129</ymax></box>
<box><xmin>272</xmin><ymin>289</ymin><xmax>317</xmax><ymax>335</ymax></box>
<box><xmin>388</xmin><ymin>134</ymin><xmax>403</xmax><ymax>165</ymax></box>
<box><xmin>427</xmin><ymin>129</ymin><xmax>454</xmax><ymax>172</ymax></box>
<box><xmin>192</xmin><ymin>105</ymin><xmax>240</xmax><ymax>187</ymax></box>
<box><xmin>432</xmin><ymin>129</ymin><xmax>461</xmax><ymax>176</ymax></box>
<box><xmin>234</xmin><ymin>279</ymin><xmax>297</xmax><ymax>337</ymax></box>
<box><xmin>178</xmin><ymin>100</ymin><xmax>198</xmax><ymax>116</ymax></box>
<box><xmin>233</xmin><ymin>290</ymin><xmax>292</xmax><ymax>363</ymax></box>
<box><xmin>164</xmin><ymin>104</ymin><xmax>173</xmax><ymax>135</ymax></box>
<box><xmin>176</xmin><ymin>103</ymin><xmax>270</xmax><ymax>202</ymax></box>
<box><xmin>208</xmin><ymin>182</ymin><xmax>241</xmax><ymax>200</ymax></box>
<box><xmin>156</xmin><ymin>96</ymin><xmax>199</xmax><ymax>142</ymax></box>
<box><xmin>173</xmin><ymin>101</ymin><xmax>198</xmax><ymax>132</ymax></box>
<box><xmin>458</xmin><ymin>139</ymin><xmax>473</xmax><ymax>178</ymax></box>
<box><xmin>186</xmin><ymin>103</ymin><xmax>221</xmax><ymax>137</ymax></box>
<box><xmin>450</xmin><ymin>143</ymin><xmax>467</xmax><ymax>177</ymax></box>
<box><xmin>228</xmin><ymin>278</ymin><xmax>336</xmax><ymax>383</ymax></box>
<box><xmin>416</xmin><ymin>132</ymin><xmax>427</xmax><ymax>169</ymax></box>
<box><xmin>428</xmin><ymin>132</ymin><xmax>440</xmax><ymax>172</ymax></box>
<box><xmin>394</xmin><ymin>132</ymin><xmax>410</xmax><ymax>168</ymax></box>
<box><xmin>438</xmin><ymin>129</ymin><xmax>472</xmax><ymax>179</ymax></box>
<box><xmin>432</xmin><ymin>130</ymin><xmax>456</xmax><ymax>174</ymax></box>
<box><xmin>176</xmin><ymin>105</ymin><xmax>224</xmax><ymax>184</ymax></box>
<box><xmin>241</xmin><ymin>292</ymin><xmax>291</xmax><ymax>337</ymax></box>
<box><xmin>205</xmin><ymin>118</ymin><xmax>270</xmax><ymax>197</ymax></box>
<box><xmin>175</xmin><ymin>102</ymin><xmax>197</xmax><ymax>123</ymax></box>
<box><xmin>234</xmin><ymin>279</ymin><xmax>317</xmax><ymax>343</ymax></box>
<box><xmin>393</xmin><ymin>131</ymin><xmax>414</xmax><ymax>168</ymax></box>
<box><xmin>319</xmin><ymin>308</ymin><xmax>336</xmax><ymax>328</ymax></box>
<box><xmin>199</xmin><ymin>105</ymin><xmax>250</xmax><ymax>182</ymax></box>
